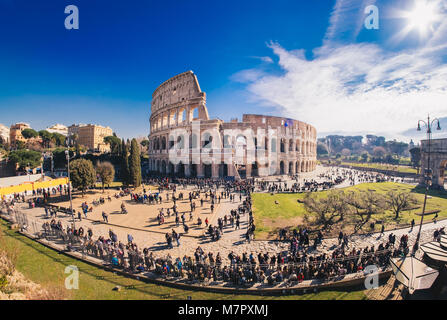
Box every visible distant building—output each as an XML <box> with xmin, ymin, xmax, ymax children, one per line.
<box><xmin>68</xmin><ymin>124</ymin><xmax>113</xmax><ymax>153</ymax></box>
<box><xmin>9</xmin><ymin>122</ymin><xmax>31</xmax><ymax>147</ymax></box>
<box><xmin>0</xmin><ymin>124</ymin><xmax>9</xmax><ymax>144</ymax></box>
<box><xmin>46</xmin><ymin>124</ymin><xmax>68</xmax><ymax>136</ymax></box>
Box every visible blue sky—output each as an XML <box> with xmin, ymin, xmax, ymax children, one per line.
<box><xmin>1</xmin><ymin>0</ymin><xmax>447</xmax><ymax>141</ymax></box>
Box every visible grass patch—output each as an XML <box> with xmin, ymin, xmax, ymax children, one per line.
<box><xmin>340</xmin><ymin>162</ymin><xmax>417</xmax><ymax>174</ymax></box>
<box><xmin>252</xmin><ymin>182</ymin><xmax>447</xmax><ymax>239</ymax></box>
<box><xmin>0</xmin><ymin>219</ymin><xmax>365</xmax><ymax>300</ymax></box>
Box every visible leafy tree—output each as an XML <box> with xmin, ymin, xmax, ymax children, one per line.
<box><xmin>68</xmin><ymin>133</ymin><xmax>78</xmax><ymax>147</ymax></box>
<box><xmin>316</xmin><ymin>142</ymin><xmax>328</xmax><ymax>156</ymax></box>
<box><xmin>8</xmin><ymin>149</ymin><xmax>42</xmax><ymax>170</ymax></box>
<box><xmin>69</xmin><ymin>158</ymin><xmax>96</xmax><ymax>196</ymax></box>
<box><xmin>140</xmin><ymin>139</ymin><xmax>149</xmax><ymax>148</ymax></box>
<box><xmin>409</xmin><ymin>147</ymin><xmax>421</xmax><ymax>173</ymax></box>
<box><xmin>38</xmin><ymin>130</ymin><xmax>53</xmax><ymax>148</ymax></box>
<box><xmin>372</xmin><ymin>146</ymin><xmax>386</xmax><ymax>159</ymax></box>
<box><xmin>96</xmin><ymin>161</ymin><xmax>115</xmax><ymax>192</ymax></box>
<box><xmin>21</xmin><ymin>128</ymin><xmax>38</xmax><ymax>139</ymax></box>
<box><xmin>386</xmin><ymin>191</ymin><xmax>419</xmax><ymax>220</ymax></box>
<box><xmin>120</xmin><ymin>139</ymin><xmax>130</xmax><ymax>185</ymax></box>
<box><xmin>385</xmin><ymin>140</ymin><xmax>408</xmax><ymax>156</ymax></box>
<box><xmin>51</xmin><ymin>148</ymin><xmax>75</xmax><ymax>169</ymax></box>
<box><xmin>341</xmin><ymin>148</ymin><xmax>351</xmax><ymax>157</ymax></box>
<box><xmin>129</xmin><ymin>138</ymin><xmax>141</xmax><ymax>187</ymax></box>
<box><xmin>15</xmin><ymin>140</ymin><xmax>26</xmax><ymax>150</ymax></box>
<box><xmin>360</xmin><ymin>152</ymin><xmax>369</xmax><ymax>162</ymax></box>
<box><xmin>104</xmin><ymin>135</ymin><xmax>121</xmax><ymax>155</ymax></box>
<box><xmin>52</xmin><ymin>132</ymin><xmax>66</xmax><ymax>147</ymax></box>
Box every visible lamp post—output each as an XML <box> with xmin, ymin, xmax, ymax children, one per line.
<box><xmin>412</xmin><ymin>115</ymin><xmax>441</xmax><ymax>256</ymax></box>
<box><xmin>65</xmin><ymin>149</ymin><xmax>76</xmax><ymax>229</ymax></box>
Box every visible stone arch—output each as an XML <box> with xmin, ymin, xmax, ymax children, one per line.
<box><xmin>289</xmin><ymin>139</ymin><xmax>294</xmax><ymax>152</ymax></box>
<box><xmin>295</xmin><ymin>161</ymin><xmax>299</xmax><ymax>173</ymax></box>
<box><xmin>191</xmin><ymin>106</ymin><xmax>199</xmax><ymax>120</ymax></box>
<box><xmin>204</xmin><ymin>164</ymin><xmax>212</xmax><ymax>178</ymax></box>
<box><xmin>177</xmin><ymin>134</ymin><xmax>185</xmax><ymax>149</ymax></box>
<box><xmin>280</xmin><ymin>138</ymin><xmax>286</xmax><ymax>153</ymax></box>
<box><xmin>161</xmin><ymin>160</ymin><xmax>167</xmax><ymax>174</ymax></box>
<box><xmin>438</xmin><ymin>160</ymin><xmax>447</xmax><ymax>187</ymax></box>
<box><xmin>280</xmin><ymin>161</ymin><xmax>285</xmax><ymax>175</ymax></box>
<box><xmin>162</xmin><ymin>113</ymin><xmax>168</xmax><ymax>128</ymax></box>
<box><xmin>202</xmin><ymin>131</ymin><xmax>213</xmax><ymax>148</ymax></box>
<box><xmin>190</xmin><ymin>164</ymin><xmax>197</xmax><ymax>177</ymax></box>
<box><xmin>168</xmin><ymin>161</ymin><xmax>175</xmax><ymax>175</ymax></box>
<box><xmin>178</xmin><ymin>107</ymin><xmax>186</xmax><ymax>123</ymax></box>
<box><xmin>169</xmin><ymin>110</ymin><xmax>177</xmax><ymax>126</ymax></box>
<box><xmin>219</xmin><ymin>162</ymin><xmax>228</xmax><ymax>177</ymax></box>
<box><xmin>161</xmin><ymin>136</ymin><xmax>167</xmax><ymax>150</ymax></box>
<box><xmin>223</xmin><ymin>134</ymin><xmax>232</xmax><ymax>148</ymax></box>
<box><xmin>177</xmin><ymin>162</ymin><xmax>185</xmax><ymax>177</ymax></box>
<box><xmin>288</xmin><ymin>161</ymin><xmax>293</xmax><ymax>174</ymax></box>
<box><xmin>251</xmin><ymin>161</ymin><xmax>259</xmax><ymax>177</ymax></box>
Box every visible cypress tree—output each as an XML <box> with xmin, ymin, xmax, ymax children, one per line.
<box><xmin>129</xmin><ymin>138</ymin><xmax>142</xmax><ymax>187</ymax></box>
<box><xmin>120</xmin><ymin>139</ymin><xmax>130</xmax><ymax>185</ymax></box>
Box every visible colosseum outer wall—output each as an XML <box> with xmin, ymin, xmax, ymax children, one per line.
<box><xmin>148</xmin><ymin>71</ymin><xmax>317</xmax><ymax>179</ymax></box>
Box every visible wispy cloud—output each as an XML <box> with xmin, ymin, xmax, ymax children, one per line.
<box><xmin>232</xmin><ymin>0</ymin><xmax>447</xmax><ymax>141</ymax></box>
<box><xmin>250</xmin><ymin>56</ymin><xmax>274</xmax><ymax>63</ymax></box>
<box><xmin>233</xmin><ymin>42</ymin><xmax>447</xmax><ymax>140</ymax></box>
<box><xmin>324</xmin><ymin>0</ymin><xmax>372</xmax><ymax>44</ymax></box>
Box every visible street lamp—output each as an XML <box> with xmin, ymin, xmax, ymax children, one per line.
<box><xmin>412</xmin><ymin>115</ymin><xmax>441</xmax><ymax>255</ymax></box>
<box><xmin>65</xmin><ymin>149</ymin><xmax>76</xmax><ymax>230</ymax></box>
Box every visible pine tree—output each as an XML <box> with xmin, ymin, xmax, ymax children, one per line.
<box><xmin>120</xmin><ymin>139</ymin><xmax>130</xmax><ymax>185</ymax></box>
<box><xmin>129</xmin><ymin>138</ymin><xmax>142</xmax><ymax>187</ymax></box>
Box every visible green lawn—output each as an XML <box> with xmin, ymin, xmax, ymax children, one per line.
<box><xmin>252</xmin><ymin>182</ymin><xmax>447</xmax><ymax>239</ymax></box>
<box><xmin>0</xmin><ymin>219</ymin><xmax>366</xmax><ymax>300</ymax></box>
<box><xmin>340</xmin><ymin>162</ymin><xmax>417</xmax><ymax>174</ymax></box>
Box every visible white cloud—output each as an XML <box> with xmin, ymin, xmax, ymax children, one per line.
<box><xmin>233</xmin><ymin>42</ymin><xmax>447</xmax><ymax>139</ymax></box>
<box><xmin>250</xmin><ymin>56</ymin><xmax>274</xmax><ymax>63</ymax></box>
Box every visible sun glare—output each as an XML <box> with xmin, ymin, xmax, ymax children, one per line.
<box><xmin>403</xmin><ymin>0</ymin><xmax>440</xmax><ymax>37</ymax></box>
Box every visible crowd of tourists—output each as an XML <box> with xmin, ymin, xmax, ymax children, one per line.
<box><xmin>34</xmin><ymin>213</ymin><xmax>411</xmax><ymax>287</ymax></box>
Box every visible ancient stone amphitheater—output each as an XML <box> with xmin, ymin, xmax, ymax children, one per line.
<box><xmin>148</xmin><ymin>71</ymin><xmax>317</xmax><ymax>179</ymax></box>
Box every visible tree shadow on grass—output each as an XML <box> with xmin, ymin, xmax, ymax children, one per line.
<box><xmin>410</xmin><ymin>185</ymin><xmax>447</xmax><ymax>199</ymax></box>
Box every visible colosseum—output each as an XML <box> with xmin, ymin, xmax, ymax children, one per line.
<box><xmin>148</xmin><ymin>71</ymin><xmax>317</xmax><ymax>179</ymax></box>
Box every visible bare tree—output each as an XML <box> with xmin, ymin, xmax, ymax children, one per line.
<box><xmin>303</xmin><ymin>190</ymin><xmax>350</xmax><ymax>231</ymax></box>
<box><xmin>345</xmin><ymin>191</ymin><xmax>388</xmax><ymax>233</ymax></box>
<box><xmin>386</xmin><ymin>190</ymin><xmax>419</xmax><ymax>220</ymax></box>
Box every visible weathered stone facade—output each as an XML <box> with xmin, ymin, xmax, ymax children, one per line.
<box><xmin>421</xmin><ymin>138</ymin><xmax>447</xmax><ymax>188</ymax></box>
<box><xmin>148</xmin><ymin>71</ymin><xmax>317</xmax><ymax>179</ymax></box>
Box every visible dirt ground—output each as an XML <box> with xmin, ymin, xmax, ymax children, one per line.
<box><xmin>45</xmin><ymin>185</ymin><xmax>222</xmax><ymax>237</ymax></box>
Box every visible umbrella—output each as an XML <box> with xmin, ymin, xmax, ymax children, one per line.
<box><xmin>441</xmin><ymin>235</ymin><xmax>447</xmax><ymax>249</ymax></box>
<box><xmin>420</xmin><ymin>241</ymin><xmax>447</xmax><ymax>263</ymax></box>
<box><xmin>390</xmin><ymin>256</ymin><xmax>439</xmax><ymax>294</ymax></box>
